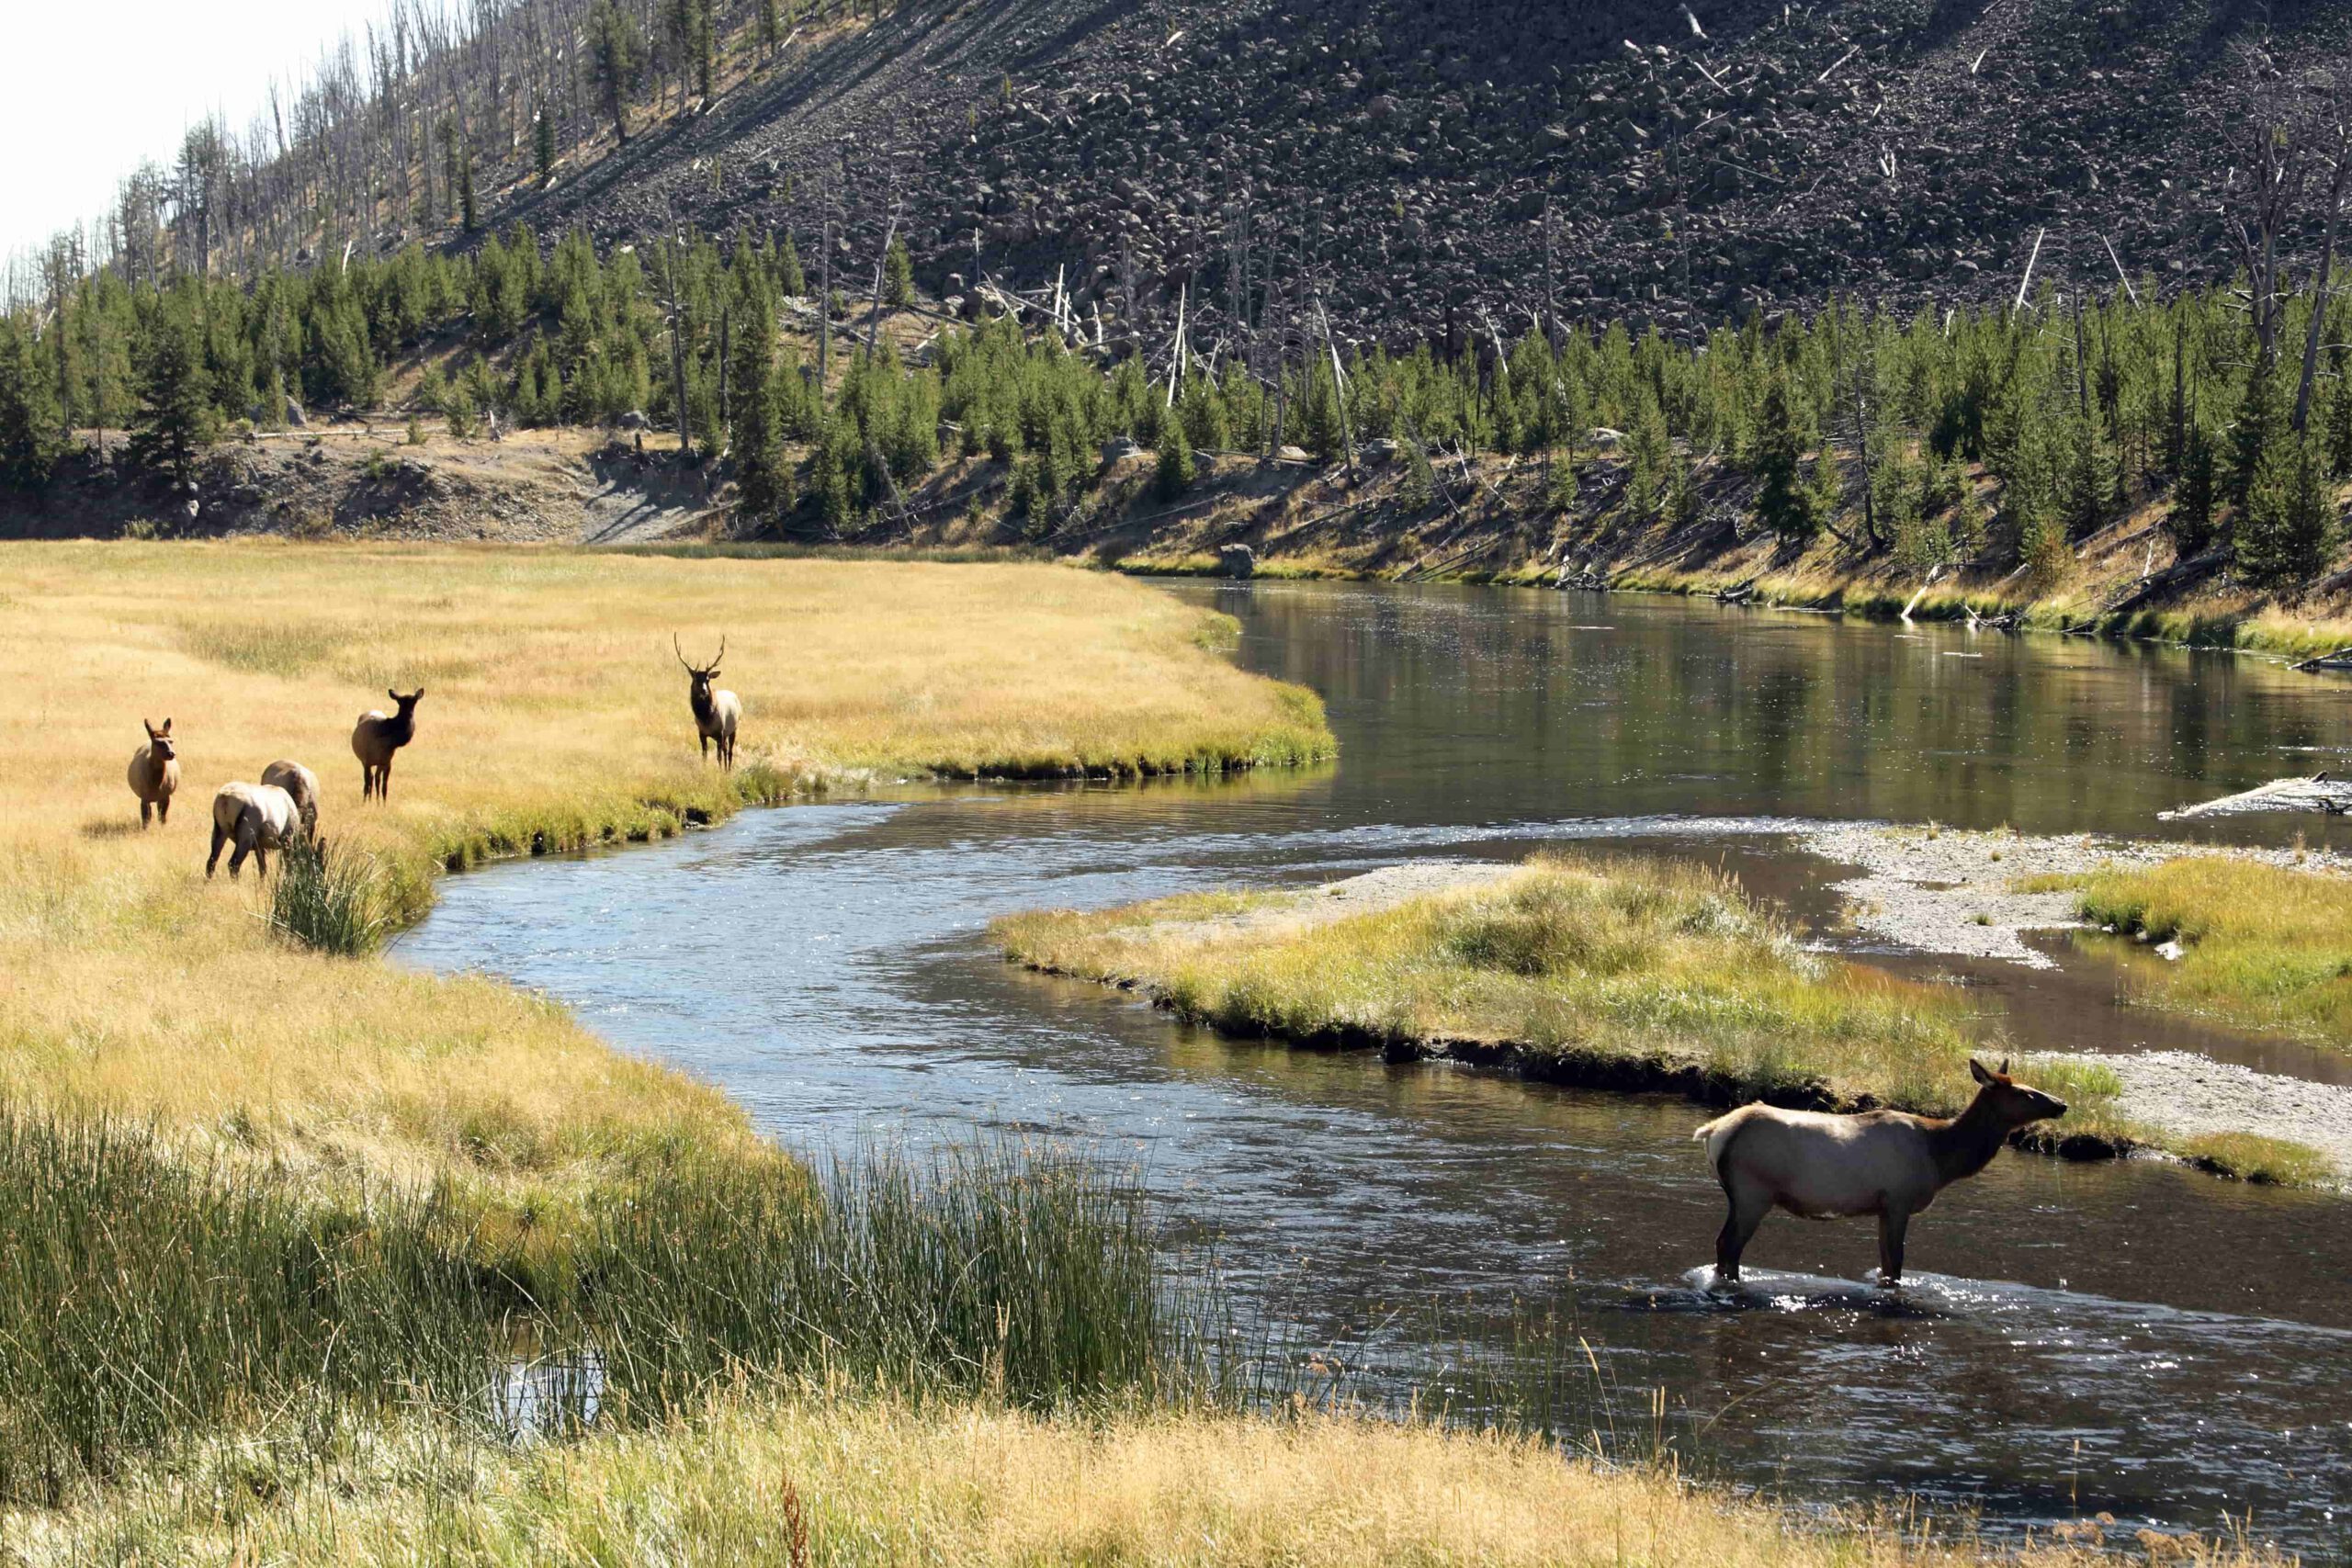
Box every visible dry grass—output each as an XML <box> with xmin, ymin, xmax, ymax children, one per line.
<box><xmin>7</xmin><ymin>1390</ymin><xmax>2289</xmax><ymax>1568</ymax></box>
<box><xmin>998</xmin><ymin>855</ymin><xmax>2148</xmax><ymax>1154</ymax></box>
<box><xmin>0</xmin><ymin>541</ymin><xmax>1331</xmax><ymax>1198</ymax></box>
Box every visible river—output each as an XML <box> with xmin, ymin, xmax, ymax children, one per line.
<box><xmin>398</xmin><ymin>582</ymin><xmax>2352</xmax><ymax>1556</ymax></box>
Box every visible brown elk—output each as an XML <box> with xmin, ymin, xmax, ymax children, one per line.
<box><xmin>207</xmin><ymin>781</ymin><xmax>300</xmax><ymax>879</ymax></box>
<box><xmin>261</xmin><ymin>759</ymin><xmax>321</xmax><ymax>842</ymax></box>
<box><xmin>1694</xmin><ymin>1058</ymin><xmax>2067</xmax><ymax>1287</ymax></box>
<box><xmin>675</xmin><ymin>636</ymin><xmax>741</xmax><ymax>768</ymax></box>
<box><xmin>127</xmin><ymin>718</ymin><xmax>178</xmax><ymax>827</ymax></box>
<box><xmin>352</xmin><ymin>689</ymin><xmax>424</xmax><ymax>801</ymax></box>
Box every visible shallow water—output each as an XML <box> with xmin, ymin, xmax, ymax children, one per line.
<box><xmin>401</xmin><ymin>584</ymin><xmax>2352</xmax><ymax>1554</ymax></box>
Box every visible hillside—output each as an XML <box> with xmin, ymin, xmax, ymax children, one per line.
<box><xmin>503</xmin><ymin>0</ymin><xmax>2346</xmax><ymax>345</ymax></box>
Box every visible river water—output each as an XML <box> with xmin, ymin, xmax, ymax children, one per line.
<box><xmin>399</xmin><ymin>583</ymin><xmax>2352</xmax><ymax>1556</ymax></box>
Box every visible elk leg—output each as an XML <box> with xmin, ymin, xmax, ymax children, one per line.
<box><xmin>207</xmin><ymin>822</ymin><xmax>227</xmax><ymax>877</ymax></box>
<box><xmin>1877</xmin><ymin>1209</ymin><xmax>1909</xmax><ymax>1287</ymax></box>
<box><xmin>141</xmin><ymin>800</ymin><xmax>153</xmax><ymax>829</ymax></box>
<box><xmin>229</xmin><ymin>833</ymin><xmax>250</xmax><ymax>880</ymax></box>
<box><xmin>1714</xmin><ymin>1180</ymin><xmax>1770</xmax><ymax>1283</ymax></box>
<box><xmin>701</xmin><ymin>732</ymin><xmax>710</xmax><ymax>761</ymax></box>
<box><xmin>157</xmin><ymin>797</ymin><xmax>169</xmax><ymax>825</ymax></box>
<box><xmin>254</xmin><ymin>843</ymin><xmax>269</xmax><ymax>879</ymax></box>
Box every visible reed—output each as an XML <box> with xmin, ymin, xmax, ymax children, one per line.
<box><xmin>266</xmin><ymin>836</ymin><xmax>394</xmax><ymax>955</ymax></box>
<box><xmin>0</xmin><ymin>1109</ymin><xmax>1207</xmax><ymax>1507</ymax></box>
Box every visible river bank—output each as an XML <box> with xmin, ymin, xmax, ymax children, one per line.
<box><xmin>997</xmin><ymin>849</ymin><xmax>2346</xmax><ymax>1188</ymax></box>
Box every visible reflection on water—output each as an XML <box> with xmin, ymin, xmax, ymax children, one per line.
<box><xmin>400</xmin><ymin>584</ymin><xmax>2352</xmax><ymax>1553</ymax></box>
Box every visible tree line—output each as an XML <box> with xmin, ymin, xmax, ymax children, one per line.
<box><xmin>3</xmin><ymin>218</ymin><xmax>2349</xmax><ymax>588</ymax></box>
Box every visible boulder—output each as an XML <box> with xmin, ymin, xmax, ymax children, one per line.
<box><xmin>617</xmin><ymin>410</ymin><xmax>651</xmax><ymax>431</ymax></box>
<box><xmin>1217</xmin><ymin>543</ymin><xmax>1257</xmax><ymax>580</ymax></box>
<box><xmin>285</xmin><ymin>399</ymin><xmax>308</xmax><ymax>428</ymax></box>
<box><xmin>1102</xmin><ymin>434</ymin><xmax>1146</xmax><ymax>463</ymax></box>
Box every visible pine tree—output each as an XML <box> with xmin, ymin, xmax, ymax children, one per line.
<box><xmin>2237</xmin><ymin>435</ymin><xmax>2335</xmax><ymax>586</ymax></box>
<box><xmin>535</xmin><ymin>107</ymin><xmax>558</xmax><ymax>189</ymax></box>
<box><xmin>0</xmin><ymin>319</ymin><xmax>62</xmax><ymax>491</ymax></box>
<box><xmin>758</xmin><ymin>0</ymin><xmax>781</xmax><ymax>55</ymax></box>
<box><xmin>1623</xmin><ymin>398</ymin><xmax>1669</xmax><ymax>519</ymax></box>
<box><xmin>1154</xmin><ymin>417</ymin><xmax>1194</xmax><ymax>499</ymax></box>
<box><xmin>882</xmin><ymin>237</ymin><xmax>915</xmax><ymax>309</ymax></box>
<box><xmin>2230</xmin><ymin>368</ymin><xmax>2282</xmax><ymax>509</ymax></box>
<box><xmin>1750</xmin><ymin>374</ymin><xmax>1812</xmax><ymax>539</ymax></box>
<box><xmin>459</xmin><ymin>150</ymin><xmax>479</xmax><ymax>232</ymax></box>
<box><xmin>1544</xmin><ymin>446</ymin><xmax>1577</xmax><ymax>513</ymax></box>
<box><xmin>1399</xmin><ymin>435</ymin><xmax>1435</xmax><ymax>510</ymax></box>
<box><xmin>2171</xmin><ymin>416</ymin><xmax>2218</xmax><ymax>557</ymax></box>
<box><xmin>776</xmin><ymin>234</ymin><xmax>806</xmax><ymax>298</ymax></box>
<box><xmin>2326</xmin><ymin>362</ymin><xmax>2352</xmax><ymax>480</ymax></box>
<box><xmin>128</xmin><ymin>293</ymin><xmax>218</xmax><ymax>487</ymax></box>
<box><xmin>590</xmin><ymin>1</ymin><xmax>642</xmax><ymax>146</ymax></box>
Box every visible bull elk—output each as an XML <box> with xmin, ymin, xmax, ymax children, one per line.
<box><xmin>675</xmin><ymin>636</ymin><xmax>741</xmax><ymax>768</ymax></box>
<box><xmin>127</xmin><ymin>718</ymin><xmax>178</xmax><ymax>827</ymax></box>
<box><xmin>1695</xmin><ymin>1058</ymin><xmax>2067</xmax><ymax>1287</ymax></box>
<box><xmin>353</xmin><ymin>688</ymin><xmax>424</xmax><ymax>801</ymax></box>
<box><xmin>207</xmin><ymin>782</ymin><xmax>300</xmax><ymax>879</ymax></box>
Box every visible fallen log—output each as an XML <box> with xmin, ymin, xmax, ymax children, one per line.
<box><xmin>2099</xmin><ymin>547</ymin><xmax>2230</xmax><ymax>617</ymax></box>
<box><xmin>2291</xmin><ymin>646</ymin><xmax>2352</xmax><ymax>672</ymax></box>
<box><xmin>2161</xmin><ymin>773</ymin><xmax>2352</xmax><ymax>821</ymax></box>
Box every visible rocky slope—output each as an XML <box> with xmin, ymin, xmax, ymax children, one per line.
<box><xmin>509</xmin><ymin>0</ymin><xmax>2346</xmax><ymax>346</ymax></box>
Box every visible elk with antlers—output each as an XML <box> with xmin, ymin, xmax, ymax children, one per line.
<box><xmin>675</xmin><ymin>637</ymin><xmax>741</xmax><ymax>769</ymax></box>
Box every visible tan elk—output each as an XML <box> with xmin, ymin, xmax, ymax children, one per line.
<box><xmin>262</xmin><ymin>760</ymin><xmax>321</xmax><ymax>843</ymax></box>
<box><xmin>675</xmin><ymin>636</ymin><xmax>741</xmax><ymax>768</ymax></box>
<box><xmin>127</xmin><ymin>718</ymin><xmax>178</xmax><ymax>827</ymax></box>
<box><xmin>207</xmin><ymin>781</ymin><xmax>301</xmax><ymax>879</ymax></box>
<box><xmin>1694</xmin><ymin>1058</ymin><xmax>2067</xmax><ymax>1287</ymax></box>
<box><xmin>352</xmin><ymin>689</ymin><xmax>424</xmax><ymax>801</ymax></box>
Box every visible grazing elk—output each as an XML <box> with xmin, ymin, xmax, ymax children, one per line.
<box><xmin>675</xmin><ymin>636</ymin><xmax>741</xmax><ymax>768</ymax></box>
<box><xmin>1695</xmin><ymin>1058</ymin><xmax>2067</xmax><ymax>1287</ymax></box>
<box><xmin>261</xmin><ymin>760</ymin><xmax>321</xmax><ymax>843</ymax></box>
<box><xmin>352</xmin><ymin>689</ymin><xmax>424</xmax><ymax>801</ymax></box>
<box><xmin>127</xmin><ymin>718</ymin><xmax>178</xmax><ymax>827</ymax></box>
<box><xmin>207</xmin><ymin>781</ymin><xmax>301</xmax><ymax>879</ymax></box>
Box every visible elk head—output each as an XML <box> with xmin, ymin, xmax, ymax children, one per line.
<box><xmin>144</xmin><ymin>717</ymin><xmax>175</xmax><ymax>762</ymax></box>
<box><xmin>675</xmin><ymin>634</ymin><xmax>725</xmax><ymax>705</ymax></box>
<box><xmin>1967</xmin><ymin>1057</ymin><xmax>2068</xmax><ymax>1127</ymax></box>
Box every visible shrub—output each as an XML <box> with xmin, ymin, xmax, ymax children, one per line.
<box><xmin>268</xmin><ymin>836</ymin><xmax>392</xmax><ymax>956</ymax></box>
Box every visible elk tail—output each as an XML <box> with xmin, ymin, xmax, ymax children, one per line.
<box><xmin>1691</xmin><ymin>1106</ymin><xmax>1755</xmax><ymax>1178</ymax></box>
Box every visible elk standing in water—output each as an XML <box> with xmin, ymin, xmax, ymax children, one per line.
<box><xmin>352</xmin><ymin>689</ymin><xmax>424</xmax><ymax>801</ymax></box>
<box><xmin>675</xmin><ymin>636</ymin><xmax>740</xmax><ymax>768</ymax></box>
<box><xmin>127</xmin><ymin>718</ymin><xmax>178</xmax><ymax>827</ymax></box>
<box><xmin>207</xmin><ymin>781</ymin><xmax>300</xmax><ymax>879</ymax></box>
<box><xmin>1695</xmin><ymin>1058</ymin><xmax>2067</xmax><ymax>1286</ymax></box>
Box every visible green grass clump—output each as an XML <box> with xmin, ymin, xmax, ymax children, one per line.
<box><xmin>2183</xmin><ymin>1131</ymin><xmax>2338</xmax><ymax>1186</ymax></box>
<box><xmin>1001</xmin><ymin>854</ymin><xmax>2071</xmax><ymax>1118</ymax></box>
<box><xmin>0</xmin><ymin>1109</ymin><xmax>1212</xmax><ymax>1508</ymax></box>
<box><xmin>2066</xmin><ymin>857</ymin><xmax>2352</xmax><ymax>1048</ymax></box>
<box><xmin>268</xmin><ymin>837</ymin><xmax>393</xmax><ymax>955</ymax></box>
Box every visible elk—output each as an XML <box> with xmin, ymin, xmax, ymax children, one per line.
<box><xmin>1695</xmin><ymin>1058</ymin><xmax>2067</xmax><ymax>1287</ymax></box>
<box><xmin>675</xmin><ymin>636</ymin><xmax>741</xmax><ymax>768</ymax></box>
<box><xmin>207</xmin><ymin>781</ymin><xmax>300</xmax><ymax>879</ymax></box>
<box><xmin>127</xmin><ymin>717</ymin><xmax>178</xmax><ymax>827</ymax></box>
<box><xmin>352</xmin><ymin>688</ymin><xmax>424</xmax><ymax>801</ymax></box>
<box><xmin>261</xmin><ymin>759</ymin><xmax>321</xmax><ymax>843</ymax></box>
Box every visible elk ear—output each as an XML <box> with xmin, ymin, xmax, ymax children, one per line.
<box><xmin>160</xmin><ymin>717</ymin><xmax>172</xmax><ymax>735</ymax></box>
<box><xmin>388</xmin><ymin>688</ymin><xmax>400</xmax><ymax>701</ymax></box>
<box><xmin>144</xmin><ymin>719</ymin><xmax>159</xmax><ymax>740</ymax></box>
<box><xmin>1968</xmin><ymin>1057</ymin><xmax>1992</xmax><ymax>1085</ymax></box>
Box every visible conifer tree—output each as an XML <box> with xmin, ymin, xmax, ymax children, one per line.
<box><xmin>1623</xmin><ymin>398</ymin><xmax>1669</xmax><ymax>519</ymax></box>
<box><xmin>2326</xmin><ymin>362</ymin><xmax>2352</xmax><ymax>480</ymax></box>
<box><xmin>2230</xmin><ymin>368</ymin><xmax>2282</xmax><ymax>508</ymax></box>
<box><xmin>728</xmin><ymin>274</ymin><xmax>788</xmax><ymax>518</ymax></box>
<box><xmin>1751</xmin><ymin>374</ymin><xmax>1812</xmax><ymax>539</ymax></box>
<box><xmin>1399</xmin><ymin>434</ymin><xmax>1435</xmax><ymax>510</ymax></box>
<box><xmin>590</xmin><ymin>1</ymin><xmax>643</xmax><ymax>146</ymax></box>
<box><xmin>535</xmin><ymin>107</ymin><xmax>558</xmax><ymax>189</ymax></box>
<box><xmin>0</xmin><ymin>320</ymin><xmax>62</xmax><ymax>491</ymax></box>
<box><xmin>882</xmin><ymin>237</ymin><xmax>915</xmax><ymax>309</ymax></box>
<box><xmin>460</xmin><ymin>150</ymin><xmax>479</xmax><ymax>233</ymax></box>
<box><xmin>776</xmin><ymin>234</ymin><xmax>806</xmax><ymax>298</ymax></box>
<box><xmin>1544</xmin><ymin>446</ymin><xmax>1577</xmax><ymax>513</ymax></box>
<box><xmin>2238</xmin><ymin>435</ymin><xmax>2335</xmax><ymax>585</ymax></box>
<box><xmin>128</xmin><ymin>293</ymin><xmax>217</xmax><ymax>487</ymax></box>
<box><xmin>1155</xmin><ymin>417</ymin><xmax>1194</xmax><ymax>499</ymax></box>
<box><xmin>2172</xmin><ymin>415</ymin><xmax>2218</xmax><ymax>557</ymax></box>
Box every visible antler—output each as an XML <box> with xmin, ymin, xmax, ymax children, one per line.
<box><xmin>674</xmin><ymin>633</ymin><xmax>699</xmax><ymax>673</ymax></box>
<box><xmin>710</xmin><ymin>634</ymin><xmax>725</xmax><ymax>668</ymax></box>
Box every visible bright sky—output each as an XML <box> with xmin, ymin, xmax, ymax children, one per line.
<box><xmin>3</xmin><ymin>0</ymin><xmax>394</xmax><ymax>260</ymax></box>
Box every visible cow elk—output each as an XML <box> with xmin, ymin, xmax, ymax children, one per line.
<box><xmin>675</xmin><ymin>636</ymin><xmax>741</xmax><ymax>768</ymax></box>
<box><xmin>127</xmin><ymin>718</ymin><xmax>178</xmax><ymax>827</ymax></box>
<box><xmin>353</xmin><ymin>688</ymin><xmax>424</xmax><ymax>801</ymax></box>
<box><xmin>1694</xmin><ymin>1057</ymin><xmax>2067</xmax><ymax>1287</ymax></box>
<box><xmin>208</xmin><ymin>782</ymin><xmax>301</xmax><ymax>879</ymax></box>
<box><xmin>262</xmin><ymin>759</ymin><xmax>322</xmax><ymax>842</ymax></box>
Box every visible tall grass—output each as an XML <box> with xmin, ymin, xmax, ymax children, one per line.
<box><xmin>2067</xmin><ymin>856</ymin><xmax>2352</xmax><ymax>1048</ymax></box>
<box><xmin>0</xmin><ymin>1110</ymin><xmax>1211</xmax><ymax>1507</ymax></box>
<box><xmin>266</xmin><ymin>836</ymin><xmax>393</xmax><ymax>955</ymax></box>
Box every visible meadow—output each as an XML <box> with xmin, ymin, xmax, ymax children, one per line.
<box><xmin>996</xmin><ymin>853</ymin><xmax>2334</xmax><ymax>1184</ymax></box>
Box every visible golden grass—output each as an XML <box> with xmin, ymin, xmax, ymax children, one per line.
<box><xmin>997</xmin><ymin>855</ymin><xmax>2177</xmax><ymax>1162</ymax></box>
<box><xmin>7</xmin><ymin>1390</ymin><xmax>2286</xmax><ymax>1568</ymax></box>
<box><xmin>0</xmin><ymin>541</ymin><xmax>1331</xmax><ymax>1198</ymax></box>
<box><xmin>2062</xmin><ymin>857</ymin><xmax>2352</xmax><ymax>1049</ymax></box>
